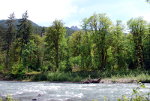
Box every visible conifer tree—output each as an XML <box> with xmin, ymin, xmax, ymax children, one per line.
<box><xmin>16</xmin><ymin>11</ymin><xmax>32</xmax><ymax>68</ymax></box>
<box><xmin>3</xmin><ymin>13</ymin><xmax>15</xmax><ymax>69</ymax></box>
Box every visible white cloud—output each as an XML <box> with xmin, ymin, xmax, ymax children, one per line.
<box><xmin>72</xmin><ymin>0</ymin><xmax>150</xmax><ymax>23</ymax></box>
<box><xmin>0</xmin><ymin>0</ymin><xmax>150</xmax><ymax>27</ymax></box>
<box><xmin>0</xmin><ymin>0</ymin><xmax>78</xmax><ymax>26</ymax></box>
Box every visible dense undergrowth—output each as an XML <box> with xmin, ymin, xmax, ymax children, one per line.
<box><xmin>3</xmin><ymin>69</ymin><xmax>149</xmax><ymax>83</ymax></box>
<box><xmin>33</xmin><ymin>69</ymin><xmax>150</xmax><ymax>82</ymax></box>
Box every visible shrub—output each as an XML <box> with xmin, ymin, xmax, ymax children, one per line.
<box><xmin>117</xmin><ymin>82</ymin><xmax>150</xmax><ymax>101</ymax></box>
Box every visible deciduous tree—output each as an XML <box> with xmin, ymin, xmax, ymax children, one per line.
<box><xmin>44</xmin><ymin>20</ymin><xmax>66</xmax><ymax>71</ymax></box>
<box><xmin>127</xmin><ymin>17</ymin><xmax>147</xmax><ymax>69</ymax></box>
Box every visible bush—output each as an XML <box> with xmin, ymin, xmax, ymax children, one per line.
<box><xmin>32</xmin><ymin>72</ymin><xmax>83</xmax><ymax>82</ymax></box>
<box><xmin>0</xmin><ymin>96</ymin><xmax>17</xmax><ymax>101</ymax></box>
<box><xmin>11</xmin><ymin>63</ymin><xmax>25</xmax><ymax>75</ymax></box>
<box><xmin>117</xmin><ymin>82</ymin><xmax>150</xmax><ymax>101</ymax></box>
<box><xmin>0</xmin><ymin>65</ymin><xmax>4</xmax><ymax>72</ymax></box>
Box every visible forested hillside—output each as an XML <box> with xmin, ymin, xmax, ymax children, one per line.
<box><xmin>0</xmin><ymin>19</ymin><xmax>78</xmax><ymax>37</ymax></box>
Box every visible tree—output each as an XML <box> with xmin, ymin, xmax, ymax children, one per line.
<box><xmin>3</xmin><ymin>13</ymin><xmax>15</xmax><ymax>69</ymax></box>
<box><xmin>0</xmin><ymin>26</ymin><xmax>4</xmax><ymax>51</ymax></box>
<box><xmin>64</xmin><ymin>38</ymin><xmax>72</xmax><ymax>72</ymax></box>
<box><xmin>0</xmin><ymin>26</ymin><xmax>4</xmax><ymax>68</ymax></box>
<box><xmin>127</xmin><ymin>17</ymin><xmax>147</xmax><ymax>69</ymax></box>
<box><xmin>80</xmin><ymin>31</ymin><xmax>92</xmax><ymax>70</ymax></box>
<box><xmin>30</xmin><ymin>34</ymin><xmax>45</xmax><ymax>71</ymax></box>
<box><xmin>40</xmin><ymin>27</ymin><xmax>45</xmax><ymax>37</ymax></box>
<box><xmin>85</xmin><ymin>13</ymin><xmax>112</xmax><ymax>70</ymax></box>
<box><xmin>17</xmin><ymin>11</ymin><xmax>32</xmax><ymax>45</ymax></box>
<box><xmin>68</xmin><ymin>31</ymin><xmax>83</xmax><ymax>70</ymax></box>
<box><xmin>69</xmin><ymin>31</ymin><xmax>82</xmax><ymax>57</ymax></box>
<box><xmin>68</xmin><ymin>31</ymin><xmax>92</xmax><ymax>70</ymax></box>
<box><xmin>146</xmin><ymin>0</ymin><xmax>150</xmax><ymax>3</ymax></box>
<box><xmin>16</xmin><ymin>11</ymin><xmax>32</xmax><ymax>69</ymax></box>
<box><xmin>110</xmin><ymin>20</ymin><xmax>128</xmax><ymax>70</ymax></box>
<box><xmin>143</xmin><ymin>24</ymin><xmax>150</xmax><ymax>69</ymax></box>
<box><xmin>44</xmin><ymin>20</ymin><xmax>66</xmax><ymax>71</ymax></box>
<box><xmin>21</xmin><ymin>40</ymin><xmax>39</xmax><ymax>71</ymax></box>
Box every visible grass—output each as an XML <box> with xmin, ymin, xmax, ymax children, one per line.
<box><xmin>136</xmin><ymin>73</ymin><xmax>150</xmax><ymax>83</ymax></box>
<box><xmin>105</xmin><ymin>72</ymin><xmax>150</xmax><ymax>83</ymax></box>
<box><xmin>2</xmin><ymin>69</ymin><xmax>150</xmax><ymax>83</ymax></box>
<box><xmin>33</xmin><ymin>72</ymin><xmax>83</xmax><ymax>82</ymax></box>
<box><xmin>31</xmin><ymin>69</ymin><xmax>150</xmax><ymax>83</ymax></box>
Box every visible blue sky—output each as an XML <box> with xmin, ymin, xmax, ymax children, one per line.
<box><xmin>0</xmin><ymin>0</ymin><xmax>150</xmax><ymax>27</ymax></box>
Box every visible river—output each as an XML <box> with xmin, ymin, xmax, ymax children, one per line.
<box><xmin>0</xmin><ymin>81</ymin><xmax>149</xmax><ymax>101</ymax></box>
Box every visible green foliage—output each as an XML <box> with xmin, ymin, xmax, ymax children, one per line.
<box><xmin>17</xmin><ymin>11</ymin><xmax>32</xmax><ymax>45</ymax></box>
<box><xmin>21</xmin><ymin>40</ymin><xmax>40</xmax><ymax>71</ymax></box>
<box><xmin>127</xmin><ymin>17</ymin><xmax>147</xmax><ymax>69</ymax></box>
<box><xmin>6</xmin><ymin>96</ymin><xmax>17</xmax><ymax>101</ymax></box>
<box><xmin>70</xmin><ymin>56</ymin><xmax>81</xmax><ymax>68</ymax></box>
<box><xmin>33</xmin><ymin>72</ymin><xmax>83</xmax><ymax>82</ymax></box>
<box><xmin>108</xmin><ymin>20</ymin><xmax>128</xmax><ymax>70</ymax></box>
<box><xmin>0</xmin><ymin>12</ymin><xmax>150</xmax><ymax>81</ymax></box>
<box><xmin>11</xmin><ymin>63</ymin><xmax>25</xmax><ymax>74</ymax></box>
<box><xmin>84</xmin><ymin>13</ymin><xmax>112</xmax><ymax>70</ymax></box>
<box><xmin>44</xmin><ymin>20</ymin><xmax>66</xmax><ymax>71</ymax></box>
<box><xmin>0</xmin><ymin>95</ymin><xmax>17</xmax><ymax>101</ymax></box>
<box><xmin>16</xmin><ymin>11</ymin><xmax>32</xmax><ymax>68</ymax></box>
<box><xmin>117</xmin><ymin>83</ymin><xmax>150</xmax><ymax>101</ymax></box>
<box><xmin>136</xmin><ymin>73</ymin><xmax>150</xmax><ymax>82</ymax></box>
<box><xmin>3</xmin><ymin>13</ymin><xmax>16</xmax><ymax>69</ymax></box>
<box><xmin>143</xmin><ymin>25</ymin><xmax>150</xmax><ymax>69</ymax></box>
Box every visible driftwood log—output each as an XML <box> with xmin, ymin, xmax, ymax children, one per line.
<box><xmin>82</xmin><ymin>78</ymin><xmax>101</xmax><ymax>84</ymax></box>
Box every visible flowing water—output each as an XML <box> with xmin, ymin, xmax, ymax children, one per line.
<box><xmin>0</xmin><ymin>81</ymin><xmax>149</xmax><ymax>101</ymax></box>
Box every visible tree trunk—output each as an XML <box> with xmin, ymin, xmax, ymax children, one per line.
<box><xmin>55</xmin><ymin>41</ymin><xmax>59</xmax><ymax>71</ymax></box>
<box><xmin>5</xmin><ymin>50</ymin><xmax>9</xmax><ymax>69</ymax></box>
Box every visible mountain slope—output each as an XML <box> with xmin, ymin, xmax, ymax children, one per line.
<box><xmin>0</xmin><ymin>19</ymin><xmax>80</xmax><ymax>35</ymax></box>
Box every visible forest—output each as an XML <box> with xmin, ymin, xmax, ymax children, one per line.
<box><xmin>0</xmin><ymin>11</ymin><xmax>150</xmax><ymax>81</ymax></box>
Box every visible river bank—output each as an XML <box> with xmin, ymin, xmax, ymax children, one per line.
<box><xmin>0</xmin><ymin>70</ymin><xmax>150</xmax><ymax>83</ymax></box>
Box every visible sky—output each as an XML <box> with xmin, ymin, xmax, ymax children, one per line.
<box><xmin>0</xmin><ymin>0</ymin><xmax>150</xmax><ymax>27</ymax></box>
